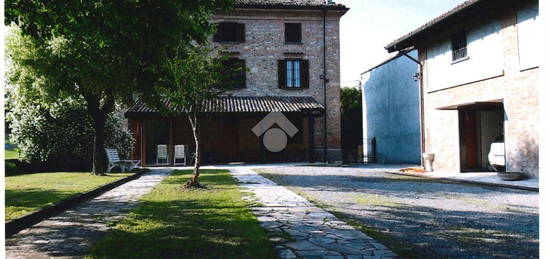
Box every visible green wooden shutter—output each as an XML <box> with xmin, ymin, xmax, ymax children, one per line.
<box><xmin>238</xmin><ymin>23</ymin><xmax>245</xmax><ymax>43</ymax></box>
<box><xmin>240</xmin><ymin>59</ymin><xmax>246</xmax><ymax>88</ymax></box>
<box><xmin>278</xmin><ymin>60</ymin><xmax>286</xmax><ymax>89</ymax></box>
<box><xmin>301</xmin><ymin>59</ymin><xmax>309</xmax><ymax>89</ymax></box>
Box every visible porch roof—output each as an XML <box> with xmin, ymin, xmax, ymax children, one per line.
<box><xmin>437</xmin><ymin>100</ymin><xmax>503</xmax><ymax>111</ymax></box>
<box><xmin>125</xmin><ymin>95</ymin><xmax>325</xmax><ymax>117</ymax></box>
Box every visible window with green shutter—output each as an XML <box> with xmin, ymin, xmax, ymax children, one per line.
<box><xmin>278</xmin><ymin>59</ymin><xmax>309</xmax><ymax>89</ymax></box>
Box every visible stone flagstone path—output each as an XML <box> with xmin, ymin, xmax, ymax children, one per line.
<box><xmin>231</xmin><ymin>168</ymin><xmax>397</xmax><ymax>259</ymax></box>
<box><xmin>5</xmin><ymin>169</ymin><xmax>172</xmax><ymax>259</ymax></box>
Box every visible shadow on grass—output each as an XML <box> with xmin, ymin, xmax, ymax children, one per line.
<box><xmin>5</xmin><ymin>200</ymin><xmax>138</xmax><ymax>256</ymax></box>
<box><xmin>160</xmin><ymin>170</ymin><xmax>235</xmax><ymax>189</ymax></box>
<box><xmin>89</xmin><ymin>200</ymin><xmax>274</xmax><ymax>258</ymax></box>
<box><xmin>6</xmin><ymin>189</ymin><xmax>75</xmax><ymax>209</ymax></box>
<box><xmin>88</xmin><ymin>169</ymin><xmax>276</xmax><ymax>259</ymax></box>
<box><xmin>5</xmin><ymin>188</ymin><xmax>77</xmax><ymax>220</ymax></box>
<box><xmin>5</xmin><ymin>172</ymin><xmax>133</xmax><ymax>220</ymax></box>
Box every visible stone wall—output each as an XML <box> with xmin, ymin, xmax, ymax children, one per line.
<box><xmin>418</xmin><ymin>4</ymin><xmax>539</xmax><ymax>177</ymax></box>
<box><xmin>212</xmin><ymin>8</ymin><xmax>346</xmax><ymax>161</ymax></box>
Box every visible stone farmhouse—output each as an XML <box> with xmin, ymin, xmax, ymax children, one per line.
<box><xmin>125</xmin><ymin>0</ymin><xmax>348</xmax><ymax>166</ymax></box>
<box><xmin>386</xmin><ymin>0</ymin><xmax>539</xmax><ymax>177</ymax></box>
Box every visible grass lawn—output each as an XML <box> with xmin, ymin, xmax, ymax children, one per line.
<box><xmin>5</xmin><ymin>148</ymin><xmax>19</xmax><ymax>159</ymax></box>
<box><xmin>87</xmin><ymin>169</ymin><xmax>276</xmax><ymax>259</ymax></box>
<box><xmin>6</xmin><ymin>172</ymin><xmax>131</xmax><ymax>221</ymax></box>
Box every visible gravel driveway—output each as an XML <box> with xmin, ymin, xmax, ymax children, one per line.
<box><xmin>255</xmin><ymin>165</ymin><xmax>539</xmax><ymax>258</ymax></box>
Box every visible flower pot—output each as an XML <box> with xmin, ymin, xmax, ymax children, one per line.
<box><xmin>422</xmin><ymin>153</ymin><xmax>435</xmax><ymax>172</ymax></box>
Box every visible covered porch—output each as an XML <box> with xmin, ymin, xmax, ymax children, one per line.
<box><xmin>125</xmin><ymin>96</ymin><xmax>324</xmax><ymax>166</ymax></box>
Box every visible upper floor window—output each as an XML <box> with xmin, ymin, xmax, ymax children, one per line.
<box><xmin>223</xmin><ymin>58</ymin><xmax>246</xmax><ymax>89</ymax></box>
<box><xmin>286</xmin><ymin>60</ymin><xmax>301</xmax><ymax>87</ymax></box>
<box><xmin>278</xmin><ymin>59</ymin><xmax>309</xmax><ymax>89</ymax></box>
<box><xmin>451</xmin><ymin>31</ymin><xmax>468</xmax><ymax>61</ymax></box>
<box><xmin>214</xmin><ymin>22</ymin><xmax>245</xmax><ymax>43</ymax></box>
<box><xmin>285</xmin><ymin>23</ymin><xmax>302</xmax><ymax>44</ymax></box>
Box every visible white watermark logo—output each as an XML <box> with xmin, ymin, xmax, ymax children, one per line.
<box><xmin>252</xmin><ymin>112</ymin><xmax>298</xmax><ymax>152</ymax></box>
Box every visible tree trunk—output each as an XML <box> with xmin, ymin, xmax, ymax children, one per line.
<box><xmin>92</xmin><ymin>116</ymin><xmax>108</xmax><ymax>175</ymax></box>
<box><xmin>84</xmin><ymin>92</ymin><xmax>114</xmax><ymax>176</ymax></box>
<box><xmin>185</xmin><ymin>113</ymin><xmax>202</xmax><ymax>188</ymax></box>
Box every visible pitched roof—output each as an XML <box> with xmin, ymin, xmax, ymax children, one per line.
<box><xmin>125</xmin><ymin>95</ymin><xmax>325</xmax><ymax>117</ymax></box>
<box><xmin>234</xmin><ymin>0</ymin><xmax>348</xmax><ymax>10</ymax></box>
<box><xmin>360</xmin><ymin>48</ymin><xmax>415</xmax><ymax>75</ymax></box>
<box><xmin>385</xmin><ymin>0</ymin><xmax>518</xmax><ymax>53</ymax></box>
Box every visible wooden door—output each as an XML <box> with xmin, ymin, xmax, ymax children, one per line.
<box><xmin>222</xmin><ymin>119</ymin><xmax>239</xmax><ymax>162</ymax></box>
<box><xmin>200</xmin><ymin>118</ymin><xmax>237</xmax><ymax>163</ymax></box>
<box><xmin>459</xmin><ymin>110</ymin><xmax>479</xmax><ymax>171</ymax></box>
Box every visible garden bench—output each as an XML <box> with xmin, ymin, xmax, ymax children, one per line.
<box><xmin>105</xmin><ymin>148</ymin><xmax>141</xmax><ymax>172</ymax></box>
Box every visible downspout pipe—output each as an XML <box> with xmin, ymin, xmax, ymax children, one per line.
<box><xmin>323</xmin><ymin>7</ymin><xmax>328</xmax><ymax>163</ymax></box>
<box><xmin>401</xmin><ymin>51</ymin><xmax>426</xmax><ymax>169</ymax></box>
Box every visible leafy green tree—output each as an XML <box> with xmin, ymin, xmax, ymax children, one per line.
<box><xmin>6</xmin><ymin>86</ymin><xmax>134</xmax><ymax>171</ymax></box>
<box><xmin>340</xmin><ymin>86</ymin><xmax>363</xmax><ymax>162</ymax></box>
<box><xmin>161</xmin><ymin>44</ymin><xmax>242</xmax><ymax>188</ymax></box>
<box><xmin>5</xmin><ymin>0</ymin><xmax>233</xmax><ymax>175</ymax></box>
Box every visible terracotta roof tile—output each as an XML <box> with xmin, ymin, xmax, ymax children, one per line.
<box><xmin>385</xmin><ymin>0</ymin><xmax>483</xmax><ymax>52</ymax></box>
<box><xmin>234</xmin><ymin>0</ymin><xmax>348</xmax><ymax>10</ymax></box>
<box><xmin>125</xmin><ymin>95</ymin><xmax>325</xmax><ymax>117</ymax></box>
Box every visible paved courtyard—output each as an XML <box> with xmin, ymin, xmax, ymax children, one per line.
<box><xmin>254</xmin><ymin>164</ymin><xmax>539</xmax><ymax>258</ymax></box>
<box><xmin>231</xmin><ymin>167</ymin><xmax>397</xmax><ymax>258</ymax></box>
<box><xmin>5</xmin><ymin>169</ymin><xmax>172</xmax><ymax>259</ymax></box>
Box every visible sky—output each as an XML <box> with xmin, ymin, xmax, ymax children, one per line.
<box><xmin>338</xmin><ymin>0</ymin><xmax>466</xmax><ymax>88</ymax></box>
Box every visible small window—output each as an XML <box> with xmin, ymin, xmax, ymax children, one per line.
<box><xmin>223</xmin><ymin>58</ymin><xmax>246</xmax><ymax>89</ymax></box>
<box><xmin>278</xmin><ymin>59</ymin><xmax>309</xmax><ymax>89</ymax></box>
<box><xmin>214</xmin><ymin>22</ymin><xmax>245</xmax><ymax>43</ymax></box>
<box><xmin>451</xmin><ymin>31</ymin><xmax>468</xmax><ymax>61</ymax></box>
<box><xmin>285</xmin><ymin>23</ymin><xmax>302</xmax><ymax>43</ymax></box>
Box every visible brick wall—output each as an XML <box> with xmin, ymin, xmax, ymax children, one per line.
<box><xmin>212</xmin><ymin>8</ymin><xmax>346</xmax><ymax>161</ymax></box>
<box><xmin>418</xmin><ymin>7</ymin><xmax>539</xmax><ymax>177</ymax></box>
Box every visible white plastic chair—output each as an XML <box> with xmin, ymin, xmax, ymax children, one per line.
<box><xmin>105</xmin><ymin>148</ymin><xmax>141</xmax><ymax>172</ymax></box>
<box><xmin>156</xmin><ymin>144</ymin><xmax>169</xmax><ymax>165</ymax></box>
<box><xmin>173</xmin><ymin>144</ymin><xmax>189</xmax><ymax>166</ymax></box>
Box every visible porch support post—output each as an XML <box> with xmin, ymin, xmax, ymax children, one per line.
<box><xmin>236</xmin><ymin>117</ymin><xmax>241</xmax><ymax>161</ymax></box>
<box><xmin>308</xmin><ymin>116</ymin><xmax>315</xmax><ymax>163</ymax></box>
<box><xmin>141</xmin><ymin>120</ymin><xmax>146</xmax><ymax>166</ymax></box>
<box><xmin>169</xmin><ymin>118</ymin><xmax>174</xmax><ymax>166</ymax></box>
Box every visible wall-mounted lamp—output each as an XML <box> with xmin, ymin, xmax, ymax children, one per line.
<box><xmin>413</xmin><ymin>72</ymin><xmax>420</xmax><ymax>82</ymax></box>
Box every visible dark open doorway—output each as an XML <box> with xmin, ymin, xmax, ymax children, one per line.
<box><xmin>459</xmin><ymin>102</ymin><xmax>504</xmax><ymax>172</ymax></box>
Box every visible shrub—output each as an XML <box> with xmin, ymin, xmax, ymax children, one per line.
<box><xmin>6</xmin><ymin>95</ymin><xmax>134</xmax><ymax>171</ymax></box>
<box><xmin>5</xmin><ymin>161</ymin><xmax>23</xmax><ymax>176</ymax></box>
<box><xmin>340</xmin><ymin>87</ymin><xmax>363</xmax><ymax>163</ymax></box>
